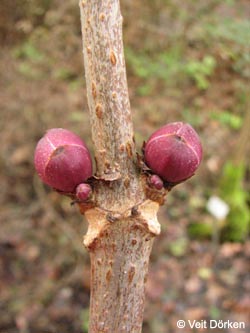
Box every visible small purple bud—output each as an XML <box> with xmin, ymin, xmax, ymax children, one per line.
<box><xmin>34</xmin><ymin>128</ymin><xmax>92</xmax><ymax>192</ymax></box>
<box><xmin>149</xmin><ymin>175</ymin><xmax>164</xmax><ymax>190</ymax></box>
<box><xmin>76</xmin><ymin>183</ymin><xmax>92</xmax><ymax>201</ymax></box>
<box><xmin>144</xmin><ymin>122</ymin><xmax>202</xmax><ymax>183</ymax></box>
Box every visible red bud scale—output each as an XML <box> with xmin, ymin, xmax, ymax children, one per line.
<box><xmin>34</xmin><ymin>128</ymin><xmax>92</xmax><ymax>192</ymax></box>
<box><xmin>149</xmin><ymin>175</ymin><xmax>164</xmax><ymax>190</ymax></box>
<box><xmin>144</xmin><ymin>122</ymin><xmax>202</xmax><ymax>184</ymax></box>
<box><xmin>76</xmin><ymin>183</ymin><xmax>92</xmax><ymax>201</ymax></box>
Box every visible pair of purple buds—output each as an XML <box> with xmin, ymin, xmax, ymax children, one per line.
<box><xmin>34</xmin><ymin>122</ymin><xmax>203</xmax><ymax>201</ymax></box>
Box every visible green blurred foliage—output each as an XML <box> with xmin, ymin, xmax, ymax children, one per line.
<box><xmin>189</xmin><ymin>160</ymin><xmax>250</xmax><ymax>242</ymax></box>
<box><xmin>185</xmin><ymin>56</ymin><xmax>216</xmax><ymax>90</ymax></box>
<box><xmin>210</xmin><ymin>111</ymin><xmax>243</xmax><ymax>130</ymax></box>
<box><xmin>126</xmin><ymin>48</ymin><xmax>216</xmax><ymax>92</ymax></box>
<box><xmin>220</xmin><ymin>162</ymin><xmax>250</xmax><ymax>242</ymax></box>
<box><xmin>13</xmin><ymin>41</ymin><xmax>45</xmax><ymax>61</ymax></box>
<box><xmin>125</xmin><ymin>46</ymin><xmax>183</xmax><ymax>95</ymax></box>
<box><xmin>80</xmin><ymin>309</ymin><xmax>89</xmax><ymax>333</ymax></box>
<box><xmin>168</xmin><ymin>238</ymin><xmax>188</xmax><ymax>257</ymax></box>
<box><xmin>188</xmin><ymin>222</ymin><xmax>213</xmax><ymax>239</ymax></box>
<box><xmin>202</xmin><ymin>18</ymin><xmax>250</xmax><ymax>78</ymax></box>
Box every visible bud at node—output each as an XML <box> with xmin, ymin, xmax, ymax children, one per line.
<box><xmin>144</xmin><ymin>122</ymin><xmax>202</xmax><ymax>183</ymax></box>
<box><xmin>34</xmin><ymin>128</ymin><xmax>92</xmax><ymax>192</ymax></box>
<box><xmin>76</xmin><ymin>183</ymin><xmax>92</xmax><ymax>201</ymax></box>
<box><xmin>149</xmin><ymin>175</ymin><xmax>164</xmax><ymax>190</ymax></box>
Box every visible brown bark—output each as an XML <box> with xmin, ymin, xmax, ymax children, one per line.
<box><xmin>84</xmin><ymin>201</ymin><xmax>160</xmax><ymax>333</ymax></box>
<box><xmin>79</xmin><ymin>1</ymin><xmax>165</xmax><ymax>332</ymax></box>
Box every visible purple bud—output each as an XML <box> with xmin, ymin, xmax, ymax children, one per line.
<box><xmin>144</xmin><ymin>122</ymin><xmax>202</xmax><ymax>183</ymax></box>
<box><xmin>149</xmin><ymin>175</ymin><xmax>164</xmax><ymax>190</ymax></box>
<box><xmin>34</xmin><ymin>128</ymin><xmax>92</xmax><ymax>192</ymax></box>
<box><xmin>76</xmin><ymin>183</ymin><xmax>92</xmax><ymax>201</ymax></box>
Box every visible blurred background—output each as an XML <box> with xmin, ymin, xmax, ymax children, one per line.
<box><xmin>0</xmin><ymin>0</ymin><xmax>249</xmax><ymax>332</ymax></box>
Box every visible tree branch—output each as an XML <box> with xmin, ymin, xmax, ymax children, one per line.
<box><xmin>80</xmin><ymin>0</ymin><xmax>142</xmax><ymax>211</ymax></box>
<box><xmin>79</xmin><ymin>1</ymin><xmax>164</xmax><ymax>332</ymax></box>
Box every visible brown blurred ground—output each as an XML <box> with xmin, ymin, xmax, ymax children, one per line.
<box><xmin>0</xmin><ymin>1</ymin><xmax>249</xmax><ymax>332</ymax></box>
